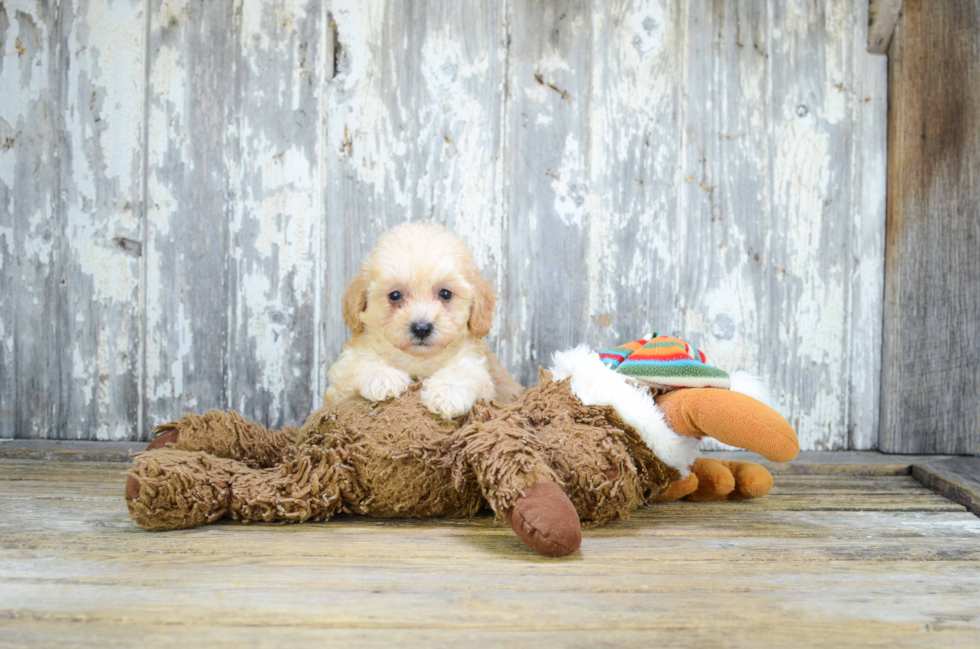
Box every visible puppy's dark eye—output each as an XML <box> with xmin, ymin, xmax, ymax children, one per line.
<box><xmin>388</xmin><ymin>291</ymin><xmax>402</xmax><ymax>302</ymax></box>
<box><xmin>439</xmin><ymin>289</ymin><xmax>452</xmax><ymax>301</ymax></box>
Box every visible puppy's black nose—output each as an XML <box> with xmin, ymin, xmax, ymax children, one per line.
<box><xmin>410</xmin><ymin>321</ymin><xmax>434</xmax><ymax>340</ymax></box>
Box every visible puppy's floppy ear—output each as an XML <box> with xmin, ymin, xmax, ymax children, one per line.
<box><xmin>468</xmin><ymin>272</ymin><xmax>496</xmax><ymax>338</ymax></box>
<box><xmin>342</xmin><ymin>272</ymin><xmax>369</xmax><ymax>334</ymax></box>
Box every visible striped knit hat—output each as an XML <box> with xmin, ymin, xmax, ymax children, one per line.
<box><xmin>599</xmin><ymin>333</ymin><xmax>730</xmax><ymax>390</ymax></box>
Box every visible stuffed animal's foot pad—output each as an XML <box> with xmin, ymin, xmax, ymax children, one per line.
<box><xmin>146</xmin><ymin>429</ymin><xmax>180</xmax><ymax>451</ymax></box>
<box><xmin>506</xmin><ymin>482</ymin><xmax>582</xmax><ymax>557</ymax></box>
<box><xmin>358</xmin><ymin>365</ymin><xmax>412</xmax><ymax>402</ymax></box>
<box><xmin>420</xmin><ymin>379</ymin><xmax>477</xmax><ymax>420</ymax></box>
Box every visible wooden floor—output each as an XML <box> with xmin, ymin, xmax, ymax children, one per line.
<box><xmin>1</xmin><ymin>457</ymin><xmax>979</xmax><ymax>647</ymax></box>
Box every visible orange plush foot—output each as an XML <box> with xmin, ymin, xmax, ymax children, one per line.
<box><xmin>685</xmin><ymin>458</ymin><xmax>736</xmax><ymax>501</ymax></box>
<box><xmin>653</xmin><ymin>472</ymin><xmax>700</xmax><ymax>502</ymax></box>
<box><xmin>655</xmin><ymin>458</ymin><xmax>775</xmax><ymax>502</ymax></box>
<box><xmin>720</xmin><ymin>459</ymin><xmax>774</xmax><ymax>499</ymax></box>
<box><xmin>686</xmin><ymin>458</ymin><xmax>773</xmax><ymax>501</ymax></box>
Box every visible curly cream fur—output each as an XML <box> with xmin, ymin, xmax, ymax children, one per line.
<box><xmin>325</xmin><ymin>222</ymin><xmax>522</xmax><ymax>418</ymax></box>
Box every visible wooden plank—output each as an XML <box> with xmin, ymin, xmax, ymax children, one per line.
<box><xmin>142</xmin><ymin>0</ymin><xmax>236</xmax><ymax>437</ymax></box>
<box><xmin>498</xmin><ymin>1</ymin><xmax>593</xmax><ymax>382</ymax></box>
<box><xmin>847</xmin><ymin>47</ymin><xmax>888</xmax><ymax>449</ymax></box>
<box><xmin>868</xmin><ymin>0</ymin><xmax>902</xmax><ymax>54</ymax></box>
<box><xmin>4</xmin><ymin>622</ymin><xmax>980</xmax><ymax>649</ymax></box>
<box><xmin>226</xmin><ymin>0</ymin><xmax>325</xmax><ymax>429</ymax></box>
<box><xmin>677</xmin><ymin>0</ymin><xmax>771</xmax><ymax>451</ymax></box>
<box><xmin>1</xmin><ymin>459</ymin><xmax>980</xmax><ymax>646</ymax></box>
<box><xmin>912</xmin><ymin>457</ymin><xmax>980</xmax><ymax>517</ymax></box>
<box><xmin>322</xmin><ymin>0</ymin><xmax>509</xmax><ymax>387</ymax></box>
<box><xmin>880</xmin><ymin>0</ymin><xmax>980</xmax><ymax>454</ymax></box>
<box><xmin>567</xmin><ymin>0</ymin><xmax>684</xmax><ymax>355</ymax></box>
<box><xmin>60</xmin><ymin>0</ymin><xmax>145</xmax><ymax>441</ymax></box>
<box><xmin>0</xmin><ymin>0</ymin><xmax>144</xmax><ymax>441</ymax></box>
<box><xmin>0</xmin><ymin>440</ymin><xmax>134</xmax><ymax>463</ymax></box>
<box><xmin>760</xmin><ymin>0</ymin><xmax>862</xmax><ymax>450</ymax></box>
<box><xmin>709</xmin><ymin>450</ymin><xmax>928</xmax><ymax>475</ymax></box>
<box><xmin>0</xmin><ymin>1</ymin><xmax>65</xmax><ymax>440</ymax></box>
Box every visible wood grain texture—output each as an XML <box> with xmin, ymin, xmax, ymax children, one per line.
<box><xmin>143</xmin><ymin>0</ymin><xmax>235</xmax><ymax>434</ymax></box>
<box><xmin>227</xmin><ymin>0</ymin><xmax>325</xmax><ymax>429</ymax></box>
<box><xmin>880</xmin><ymin>0</ymin><xmax>980</xmax><ymax>454</ymax></box>
<box><xmin>867</xmin><ymin>0</ymin><xmax>901</xmax><ymax>54</ymax></box>
<box><xmin>912</xmin><ymin>457</ymin><xmax>980</xmax><ymax>517</ymax></box>
<box><xmin>0</xmin><ymin>0</ymin><xmax>145</xmax><ymax>441</ymax></box>
<box><xmin>1</xmin><ymin>1</ymin><xmax>889</xmax><ymax>448</ymax></box>
<box><xmin>1</xmin><ymin>459</ymin><xmax>979</xmax><ymax>646</ymax></box>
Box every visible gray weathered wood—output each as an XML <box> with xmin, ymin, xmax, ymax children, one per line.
<box><xmin>3</xmin><ymin>459</ymin><xmax>980</xmax><ymax>645</ymax></box>
<box><xmin>499</xmin><ymin>1</ymin><xmax>593</xmax><ymax>370</ymax></box>
<box><xmin>880</xmin><ymin>0</ymin><xmax>980</xmax><ymax>455</ymax></box>
<box><xmin>0</xmin><ymin>0</ymin><xmax>144</xmax><ymax>440</ymax></box>
<box><xmin>582</xmin><ymin>0</ymin><xmax>683</xmax><ymax>358</ymax></box>
<box><xmin>143</xmin><ymin>0</ymin><xmax>238</xmax><ymax>437</ymax></box>
<box><xmin>912</xmin><ymin>457</ymin><xmax>980</xmax><ymax>517</ymax></box>
<box><xmin>868</xmin><ymin>0</ymin><xmax>901</xmax><ymax>54</ymax></box>
<box><xmin>678</xmin><ymin>0</ymin><xmax>772</xmax><ymax>450</ymax></box>
<box><xmin>848</xmin><ymin>53</ymin><xmax>888</xmax><ymax>451</ymax></box>
<box><xmin>226</xmin><ymin>0</ymin><xmax>325</xmax><ymax>429</ymax></box>
<box><xmin>1</xmin><ymin>1</ymin><xmax>890</xmax><ymax>449</ymax></box>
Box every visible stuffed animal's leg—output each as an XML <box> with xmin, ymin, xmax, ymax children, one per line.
<box><xmin>125</xmin><ymin>446</ymin><xmax>346</xmax><ymax>531</ymax></box>
<box><xmin>453</xmin><ymin>414</ymin><xmax>581</xmax><ymax>557</ymax></box>
<box><xmin>146</xmin><ymin>410</ymin><xmax>296</xmax><ymax>468</ymax></box>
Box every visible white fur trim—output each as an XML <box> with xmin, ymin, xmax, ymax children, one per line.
<box><xmin>550</xmin><ymin>346</ymin><xmax>700</xmax><ymax>474</ymax></box>
<box><xmin>730</xmin><ymin>370</ymin><xmax>775</xmax><ymax>410</ymax></box>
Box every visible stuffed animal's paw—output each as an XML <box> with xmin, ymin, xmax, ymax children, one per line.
<box><xmin>653</xmin><ymin>458</ymin><xmax>774</xmax><ymax>502</ymax></box>
<box><xmin>420</xmin><ymin>378</ymin><xmax>477</xmax><ymax>419</ymax></box>
<box><xmin>358</xmin><ymin>365</ymin><xmax>412</xmax><ymax>402</ymax></box>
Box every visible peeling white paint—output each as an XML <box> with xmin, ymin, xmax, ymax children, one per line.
<box><xmin>2</xmin><ymin>0</ymin><xmax>887</xmax><ymax>449</ymax></box>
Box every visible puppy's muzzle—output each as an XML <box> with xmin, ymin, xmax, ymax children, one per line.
<box><xmin>410</xmin><ymin>321</ymin><xmax>434</xmax><ymax>342</ymax></box>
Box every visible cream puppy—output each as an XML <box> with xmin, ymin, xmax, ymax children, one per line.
<box><xmin>324</xmin><ymin>222</ymin><xmax>523</xmax><ymax>419</ymax></box>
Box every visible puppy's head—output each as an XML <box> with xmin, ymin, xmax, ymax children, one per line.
<box><xmin>342</xmin><ymin>222</ymin><xmax>496</xmax><ymax>357</ymax></box>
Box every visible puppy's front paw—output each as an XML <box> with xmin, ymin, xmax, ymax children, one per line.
<box><xmin>358</xmin><ymin>365</ymin><xmax>412</xmax><ymax>402</ymax></box>
<box><xmin>420</xmin><ymin>379</ymin><xmax>477</xmax><ymax>420</ymax></box>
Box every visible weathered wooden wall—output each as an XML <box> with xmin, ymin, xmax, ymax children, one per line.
<box><xmin>880</xmin><ymin>0</ymin><xmax>980</xmax><ymax>455</ymax></box>
<box><xmin>0</xmin><ymin>0</ymin><xmax>886</xmax><ymax>449</ymax></box>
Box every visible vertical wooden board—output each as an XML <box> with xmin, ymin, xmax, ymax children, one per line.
<box><xmin>143</xmin><ymin>0</ymin><xmax>235</xmax><ymax>434</ymax></box>
<box><xmin>227</xmin><ymin>0</ymin><xmax>324</xmax><ymax>429</ymax></box>
<box><xmin>846</xmin><ymin>51</ymin><xmax>887</xmax><ymax>449</ymax></box>
<box><xmin>323</xmin><ymin>0</ymin><xmax>508</xmax><ymax>383</ymax></box>
<box><xmin>867</xmin><ymin>0</ymin><xmax>902</xmax><ymax>54</ymax></box>
<box><xmin>500</xmin><ymin>0</ymin><xmax>593</xmax><ymax>384</ymax></box>
<box><xmin>0</xmin><ymin>0</ymin><xmax>144</xmax><ymax>440</ymax></box>
<box><xmin>584</xmin><ymin>0</ymin><xmax>684</xmax><ymax>350</ymax></box>
<box><xmin>62</xmin><ymin>0</ymin><xmax>145</xmax><ymax>439</ymax></box>
<box><xmin>674</xmin><ymin>0</ymin><xmax>772</xmax><ymax>450</ymax></box>
<box><xmin>762</xmin><ymin>0</ymin><xmax>858</xmax><ymax>450</ymax></box>
<box><xmin>0</xmin><ymin>1</ymin><xmax>64</xmax><ymax>438</ymax></box>
<box><xmin>881</xmin><ymin>0</ymin><xmax>980</xmax><ymax>454</ymax></box>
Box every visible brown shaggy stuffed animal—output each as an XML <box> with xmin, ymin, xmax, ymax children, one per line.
<box><xmin>126</xmin><ymin>365</ymin><xmax>799</xmax><ymax>557</ymax></box>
